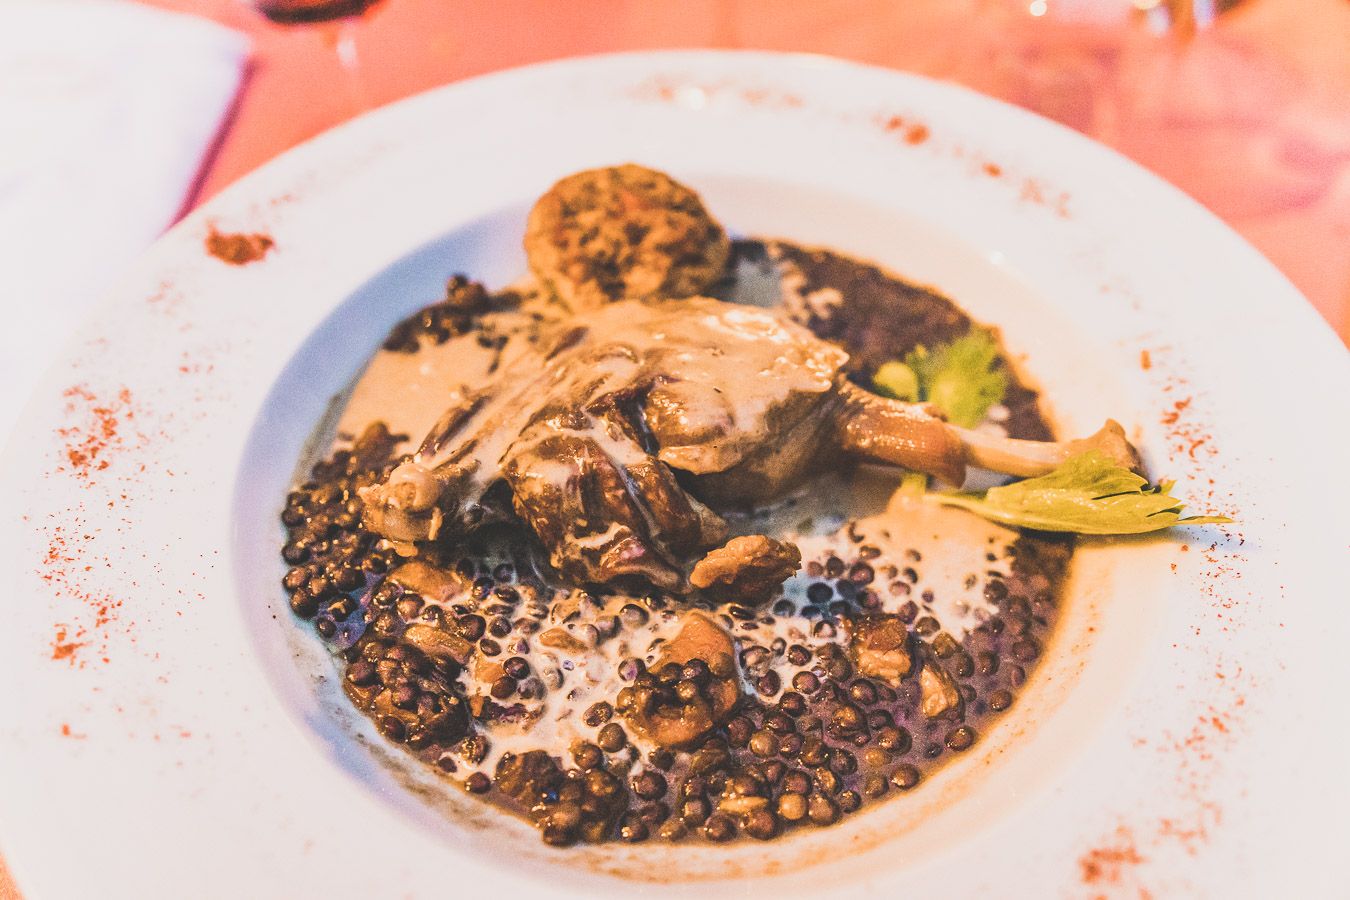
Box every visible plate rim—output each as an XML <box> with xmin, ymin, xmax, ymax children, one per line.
<box><xmin>2</xmin><ymin>49</ymin><xmax>1347</xmax><ymax>899</ymax></box>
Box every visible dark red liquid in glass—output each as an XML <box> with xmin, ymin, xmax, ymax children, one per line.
<box><xmin>257</xmin><ymin>0</ymin><xmax>381</xmax><ymax>25</ymax></box>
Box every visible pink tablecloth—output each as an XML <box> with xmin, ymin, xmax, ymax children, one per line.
<box><xmin>2</xmin><ymin>0</ymin><xmax>1346</xmax><ymax>896</ymax></box>
<box><xmin>142</xmin><ymin>0</ymin><xmax>1350</xmax><ymax>341</ymax></box>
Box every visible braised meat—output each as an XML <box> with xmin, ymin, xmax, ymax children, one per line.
<box><xmin>360</xmin><ymin>296</ymin><xmax>1137</xmax><ymax>589</ymax></box>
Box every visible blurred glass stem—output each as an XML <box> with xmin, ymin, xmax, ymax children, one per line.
<box><xmin>330</xmin><ymin>21</ymin><xmax>370</xmax><ymax>113</ymax></box>
<box><xmin>1132</xmin><ymin>0</ymin><xmax>1247</xmax><ymax>37</ymax></box>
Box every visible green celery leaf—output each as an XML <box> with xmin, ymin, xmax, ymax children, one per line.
<box><xmin>873</xmin><ymin>361</ymin><xmax>920</xmax><ymax>402</ymax></box>
<box><xmin>904</xmin><ymin>329</ymin><xmax>1008</xmax><ymax>428</ymax></box>
<box><xmin>931</xmin><ymin>451</ymin><xmax>1233</xmax><ymax>534</ymax></box>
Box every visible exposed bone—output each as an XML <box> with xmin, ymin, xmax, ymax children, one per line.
<box><xmin>834</xmin><ymin>382</ymin><xmax>968</xmax><ymax>487</ymax></box>
<box><xmin>360</xmin><ymin>297</ymin><xmax>1142</xmax><ymax>589</ymax></box>
<box><xmin>953</xmin><ymin>419</ymin><xmax>1141</xmax><ymax>477</ymax></box>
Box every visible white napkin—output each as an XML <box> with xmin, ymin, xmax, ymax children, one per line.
<box><xmin>0</xmin><ymin>0</ymin><xmax>249</xmax><ymax>447</ymax></box>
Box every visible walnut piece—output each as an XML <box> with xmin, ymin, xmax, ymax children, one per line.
<box><xmin>920</xmin><ymin>664</ymin><xmax>962</xmax><ymax>718</ymax></box>
<box><xmin>689</xmin><ymin>535</ymin><xmax>801</xmax><ymax>604</ymax></box>
<box><xmin>845</xmin><ymin>614</ymin><xmax>913</xmax><ymax>686</ymax></box>
<box><xmin>401</xmin><ymin>623</ymin><xmax>473</xmax><ymax>666</ymax></box>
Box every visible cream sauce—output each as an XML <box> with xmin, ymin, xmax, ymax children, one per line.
<box><xmin>334</xmin><ymin>281</ymin><xmax>1028</xmax><ymax>778</ymax></box>
<box><xmin>457</xmin><ymin>595</ymin><xmax>691</xmax><ymax>776</ymax></box>
<box><xmin>425</xmin><ymin>473</ymin><xmax>1019</xmax><ymax>777</ymax></box>
<box><xmin>400</xmin><ymin>296</ymin><xmax>847</xmax><ymax>477</ymax></box>
<box><xmin>337</xmin><ymin>303</ymin><xmax>548</xmax><ymax>448</ymax></box>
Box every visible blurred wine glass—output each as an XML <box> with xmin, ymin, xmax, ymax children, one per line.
<box><xmin>1130</xmin><ymin>0</ymin><xmax>1250</xmax><ymax>37</ymax></box>
<box><xmin>253</xmin><ymin>0</ymin><xmax>382</xmax><ymax>24</ymax></box>
<box><xmin>968</xmin><ymin>0</ymin><xmax>1348</xmax><ymax>334</ymax></box>
<box><xmin>967</xmin><ymin>0</ymin><xmax>1342</xmax><ymax>221</ymax></box>
<box><xmin>246</xmin><ymin>0</ymin><xmax>384</xmax><ymax>112</ymax></box>
<box><xmin>985</xmin><ymin>0</ymin><xmax>1248</xmax><ymax>34</ymax></box>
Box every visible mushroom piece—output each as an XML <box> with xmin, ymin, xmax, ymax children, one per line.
<box><xmin>689</xmin><ymin>535</ymin><xmax>801</xmax><ymax>604</ymax></box>
<box><xmin>360</xmin><ymin>296</ymin><xmax>1141</xmax><ymax>589</ymax></box>
<box><xmin>537</xmin><ymin>628</ymin><xmax>589</xmax><ymax>654</ymax></box>
<box><xmin>387</xmin><ymin>559</ymin><xmax>470</xmax><ymax>605</ymax></box>
<box><xmin>494</xmin><ymin>750</ymin><xmax>563</xmax><ymax>807</ymax></box>
<box><xmin>402</xmin><ymin>623</ymin><xmax>473</xmax><ymax>667</ymax></box>
<box><xmin>619</xmin><ymin>612</ymin><xmax>740</xmax><ymax>749</ymax></box>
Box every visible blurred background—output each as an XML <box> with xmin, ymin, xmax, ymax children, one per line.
<box><xmin>0</xmin><ymin>0</ymin><xmax>1346</xmax><ymax>893</ymax></box>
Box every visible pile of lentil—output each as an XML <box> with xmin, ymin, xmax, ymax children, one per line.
<box><xmin>279</xmin><ymin>243</ymin><xmax>1074</xmax><ymax>846</ymax></box>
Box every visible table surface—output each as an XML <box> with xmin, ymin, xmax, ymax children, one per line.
<box><xmin>1</xmin><ymin>0</ymin><xmax>1346</xmax><ymax>896</ymax></box>
<box><xmin>145</xmin><ymin>0</ymin><xmax>1350</xmax><ymax>341</ymax></box>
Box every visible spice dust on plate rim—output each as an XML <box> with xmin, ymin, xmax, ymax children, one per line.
<box><xmin>0</xmin><ymin>51</ymin><xmax>1345</xmax><ymax>899</ymax></box>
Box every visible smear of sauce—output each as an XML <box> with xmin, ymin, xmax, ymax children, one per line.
<box><xmin>338</xmin><ymin>300</ymin><xmax>543</xmax><ymax>448</ymax></box>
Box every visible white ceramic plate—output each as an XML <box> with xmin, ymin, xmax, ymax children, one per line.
<box><xmin>2</xmin><ymin>51</ymin><xmax>1347</xmax><ymax>899</ymax></box>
